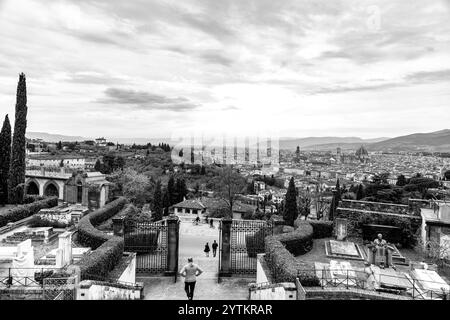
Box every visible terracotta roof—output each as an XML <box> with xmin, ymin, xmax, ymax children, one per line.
<box><xmin>171</xmin><ymin>199</ymin><xmax>206</xmax><ymax>210</ymax></box>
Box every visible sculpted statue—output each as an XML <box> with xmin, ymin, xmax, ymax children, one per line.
<box><xmin>368</xmin><ymin>233</ymin><xmax>394</xmax><ymax>269</ymax></box>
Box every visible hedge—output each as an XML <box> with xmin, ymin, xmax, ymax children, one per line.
<box><xmin>264</xmin><ymin>220</ymin><xmax>332</xmax><ymax>286</ymax></box>
<box><xmin>77</xmin><ymin>197</ymin><xmax>127</xmax><ymax>249</ymax></box>
<box><xmin>0</xmin><ymin>197</ymin><xmax>58</xmax><ymax>228</ymax></box>
<box><xmin>76</xmin><ymin>237</ymin><xmax>124</xmax><ymax>281</ymax></box>
<box><xmin>75</xmin><ymin>197</ymin><xmax>127</xmax><ymax>280</ymax></box>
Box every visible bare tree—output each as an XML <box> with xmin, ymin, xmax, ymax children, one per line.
<box><xmin>212</xmin><ymin>166</ymin><xmax>246</xmax><ymax>218</ymax></box>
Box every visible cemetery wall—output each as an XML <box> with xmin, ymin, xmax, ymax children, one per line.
<box><xmin>77</xmin><ymin>280</ymin><xmax>142</xmax><ymax>300</ymax></box>
<box><xmin>339</xmin><ymin>199</ymin><xmax>419</xmax><ymax>216</ymax></box>
<box><xmin>0</xmin><ymin>288</ymin><xmax>43</xmax><ymax>300</ymax></box>
<box><xmin>304</xmin><ymin>287</ymin><xmax>412</xmax><ymax>300</ymax></box>
<box><xmin>336</xmin><ymin>207</ymin><xmax>422</xmax><ymax>247</ymax></box>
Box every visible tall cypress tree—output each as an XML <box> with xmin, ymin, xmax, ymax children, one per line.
<box><xmin>175</xmin><ymin>178</ymin><xmax>187</xmax><ymax>203</ymax></box>
<box><xmin>162</xmin><ymin>190</ymin><xmax>170</xmax><ymax>216</ymax></box>
<box><xmin>283</xmin><ymin>177</ymin><xmax>298</xmax><ymax>226</ymax></box>
<box><xmin>152</xmin><ymin>180</ymin><xmax>163</xmax><ymax>221</ymax></box>
<box><xmin>167</xmin><ymin>175</ymin><xmax>176</xmax><ymax>205</ymax></box>
<box><xmin>8</xmin><ymin>73</ymin><xmax>28</xmax><ymax>204</ymax></box>
<box><xmin>0</xmin><ymin>115</ymin><xmax>12</xmax><ymax>205</ymax></box>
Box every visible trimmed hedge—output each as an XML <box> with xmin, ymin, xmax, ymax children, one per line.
<box><xmin>0</xmin><ymin>197</ymin><xmax>58</xmax><ymax>228</ymax></box>
<box><xmin>77</xmin><ymin>197</ymin><xmax>127</xmax><ymax>249</ymax></box>
<box><xmin>75</xmin><ymin>197</ymin><xmax>127</xmax><ymax>280</ymax></box>
<box><xmin>76</xmin><ymin>237</ymin><xmax>124</xmax><ymax>281</ymax></box>
<box><xmin>265</xmin><ymin>220</ymin><xmax>332</xmax><ymax>286</ymax></box>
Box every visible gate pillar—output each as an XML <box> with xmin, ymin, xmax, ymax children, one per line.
<box><xmin>219</xmin><ymin>218</ymin><xmax>232</xmax><ymax>278</ymax></box>
<box><xmin>112</xmin><ymin>216</ymin><xmax>125</xmax><ymax>236</ymax></box>
<box><xmin>165</xmin><ymin>215</ymin><xmax>179</xmax><ymax>276</ymax></box>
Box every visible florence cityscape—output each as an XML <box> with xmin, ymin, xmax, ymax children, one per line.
<box><xmin>0</xmin><ymin>0</ymin><xmax>450</xmax><ymax>310</ymax></box>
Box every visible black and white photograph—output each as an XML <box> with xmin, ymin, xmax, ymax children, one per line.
<box><xmin>0</xmin><ymin>0</ymin><xmax>449</xmax><ymax>310</ymax></box>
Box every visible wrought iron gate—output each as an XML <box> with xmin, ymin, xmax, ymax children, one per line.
<box><xmin>123</xmin><ymin>219</ymin><xmax>168</xmax><ymax>275</ymax></box>
<box><xmin>220</xmin><ymin>219</ymin><xmax>273</xmax><ymax>275</ymax></box>
<box><xmin>231</xmin><ymin>220</ymin><xmax>273</xmax><ymax>274</ymax></box>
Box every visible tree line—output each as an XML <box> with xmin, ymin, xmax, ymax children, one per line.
<box><xmin>0</xmin><ymin>74</ymin><xmax>28</xmax><ymax>205</ymax></box>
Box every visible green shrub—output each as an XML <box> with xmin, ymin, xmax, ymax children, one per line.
<box><xmin>0</xmin><ymin>197</ymin><xmax>58</xmax><ymax>228</ymax></box>
<box><xmin>75</xmin><ymin>197</ymin><xmax>128</xmax><ymax>280</ymax></box>
<box><xmin>264</xmin><ymin>220</ymin><xmax>321</xmax><ymax>286</ymax></box>
<box><xmin>76</xmin><ymin>237</ymin><xmax>124</xmax><ymax>281</ymax></box>
<box><xmin>28</xmin><ymin>215</ymin><xmax>69</xmax><ymax>229</ymax></box>
<box><xmin>89</xmin><ymin>197</ymin><xmax>128</xmax><ymax>226</ymax></box>
<box><xmin>77</xmin><ymin>197</ymin><xmax>127</xmax><ymax>249</ymax></box>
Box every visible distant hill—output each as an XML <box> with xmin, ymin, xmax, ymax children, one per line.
<box><xmin>279</xmin><ymin>136</ymin><xmax>389</xmax><ymax>150</ymax></box>
<box><xmin>26</xmin><ymin>131</ymin><xmax>175</xmax><ymax>145</ymax></box>
<box><xmin>27</xmin><ymin>132</ymin><xmax>88</xmax><ymax>142</ymax></box>
<box><xmin>367</xmin><ymin>129</ymin><xmax>450</xmax><ymax>152</ymax></box>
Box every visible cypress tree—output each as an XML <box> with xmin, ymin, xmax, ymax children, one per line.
<box><xmin>0</xmin><ymin>115</ymin><xmax>12</xmax><ymax>205</ymax></box>
<box><xmin>162</xmin><ymin>190</ymin><xmax>170</xmax><ymax>216</ymax></box>
<box><xmin>8</xmin><ymin>73</ymin><xmax>28</xmax><ymax>204</ymax></box>
<box><xmin>283</xmin><ymin>177</ymin><xmax>298</xmax><ymax>226</ymax></box>
<box><xmin>167</xmin><ymin>175</ymin><xmax>176</xmax><ymax>205</ymax></box>
<box><xmin>153</xmin><ymin>180</ymin><xmax>163</xmax><ymax>221</ymax></box>
<box><xmin>176</xmin><ymin>178</ymin><xmax>187</xmax><ymax>203</ymax></box>
<box><xmin>356</xmin><ymin>184</ymin><xmax>364</xmax><ymax>200</ymax></box>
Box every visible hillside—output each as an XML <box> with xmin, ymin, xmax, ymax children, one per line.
<box><xmin>368</xmin><ymin>129</ymin><xmax>450</xmax><ymax>152</ymax></box>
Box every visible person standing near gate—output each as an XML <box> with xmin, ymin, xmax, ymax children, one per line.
<box><xmin>212</xmin><ymin>240</ymin><xmax>218</xmax><ymax>257</ymax></box>
<box><xmin>204</xmin><ymin>242</ymin><xmax>210</xmax><ymax>257</ymax></box>
<box><xmin>180</xmin><ymin>258</ymin><xmax>203</xmax><ymax>300</ymax></box>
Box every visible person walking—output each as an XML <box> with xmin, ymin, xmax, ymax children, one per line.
<box><xmin>179</xmin><ymin>258</ymin><xmax>203</xmax><ymax>300</ymax></box>
<box><xmin>210</xmin><ymin>219</ymin><xmax>214</xmax><ymax>228</ymax></box>
<box><xmin>212</xmin><ymin>240</ymin><xmax>218</xmax><ymax>257</ymax></box>
<box><xmin>204</xmin><ymin>242</ymin><xmax>210</xmax><ymax>257</ymax></box>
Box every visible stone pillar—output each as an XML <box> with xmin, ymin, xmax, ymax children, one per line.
<box><xmin>58</xmin><ymin>231</ymin><xmax>73</xmax><ymax>267</ymax></box>
<box><xmin>112</xmin><ymin>216</ymin><xmax>125</xmax><ymax>236</ymax></box>
<box><xmin>219</xmin><ymin>218</ymin><xmax>232</xmax><ymax>278</ymax></box>
<box><xmin>165</xmin><ymin>215</ymin><xmax>179</xmax><ymax>276</ymax></box>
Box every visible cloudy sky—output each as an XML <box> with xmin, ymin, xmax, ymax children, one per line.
<box><xmin>0</xmin><ymin>0</ymin><xmax>449</xmax><ymax>140</ymax></box>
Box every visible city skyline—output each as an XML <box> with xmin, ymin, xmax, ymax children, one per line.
<box><xmin>0</xmin><ymin>0</ymin><xmax>449</xmax><ymax>139</ymax></box>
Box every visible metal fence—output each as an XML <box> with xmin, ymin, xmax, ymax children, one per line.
<box><xmin>43</xmin><ymin>276</ymin><xmax>77</xmax><ymax>300</ymax></box>
<box><xmin>297</xmin><ymin>268</ymin><xmax>450</xmax><ymax>300</ymax></box>
<box><xmin>0</xmin><ymin>267</ymin><xmax>63</xmax><ymax>289</ymax></box>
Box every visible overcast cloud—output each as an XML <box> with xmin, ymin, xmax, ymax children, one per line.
<box><xmin>0</xmin><ymin>0</ymin><xmax>449</xmax><ymax>139</ymax></box>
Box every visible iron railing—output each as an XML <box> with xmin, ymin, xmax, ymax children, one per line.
<box><xmin>295</xmin><ymin>268</ymin><xmax>450</xmax><ymax>300</ymax></box>
<box><xmin>0</xmin><ymin>267</ymin><xmax>64</xmax><ymax>289</ymax></box>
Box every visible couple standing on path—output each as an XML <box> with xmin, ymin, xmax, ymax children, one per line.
<box><xmin>204</xmin><ymin>240</ymin><xmax>218</xmax><ymax>257</ymax></box>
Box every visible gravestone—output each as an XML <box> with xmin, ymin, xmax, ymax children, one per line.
<box><xmin>335</xmin><ymin>218</ymin><xmax>348</xmax><ymax>241</ymax></box>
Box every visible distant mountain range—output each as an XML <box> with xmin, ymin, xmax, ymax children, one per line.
<box><xmin>279</xmin><ymin>137</ymin><xmax>389</xmax><ymax>150</ymax></box>
<box><xmin>299</xmin><ymin>130</ymin><xmax>450</xmax><ymax>152</ymax></box>
<box><xmin>26</xmin><ymin>129</ymin><xmax>450</xmax><ymax>152</ymax></box>
<box><xmin>26</xmin><ymin>132</ymin><xmax>175</xmax><ymax>145</ymax></box>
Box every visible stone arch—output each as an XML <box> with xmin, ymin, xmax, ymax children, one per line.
<box><xmin>26</xmin><ymin>179</ymin><xmax>40</xmax><ymax>195</ymax></box>
<box><xmin>43</xmin><ymin>180</ymin><xmax>59</xmax><ymax>197</ymax></box>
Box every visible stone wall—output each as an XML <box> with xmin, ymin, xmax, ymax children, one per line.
<box><xmin>339</xmin><ymin>200</ymin><xmax>415</xmax><ymax>215</ymax></box>
<box><xmin>0</xmin><ymin>288</ymin><xmax>43</xmax><ymax>300</ymax></box>
<box><xmin>77</xmin><ymin>280</ymin><xmax>143</xmax><ymax>300</ymax></box>
<box><xmin>336</xmin><ymin>207</ymin><xmax>422</xmax><ymax>247</ymax></box>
